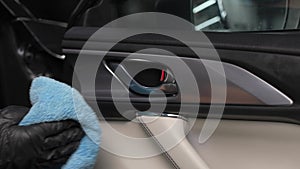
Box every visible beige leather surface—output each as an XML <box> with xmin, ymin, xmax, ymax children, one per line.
<box><xmin>94</xmin><ymin>149</ymin><xmax>173</xmax><ymax>169</ymax></box>
<box><xmin>138</xmin><ymin>116</ymin><xmax>210</xmax><ymax>169</ymax></box>
<box><xmin>94</xmin><ymin>118</ymin><xmax>300</xmax><ymax>169</ymax></box>
<box><xmin>188</xmin><ymin>119</ymin><xmax>300</xmax><ymax>169</ymax></box>
<box><xmin>94</xmin><ymin>120</ymin><xmax>174</xmax><ymax>169</ymax></box>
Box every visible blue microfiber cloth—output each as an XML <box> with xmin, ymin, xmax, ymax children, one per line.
<box><xmin>19</xmin><ymin>76</ymin><xmax>101</xmax><ymax>169</ymax></box>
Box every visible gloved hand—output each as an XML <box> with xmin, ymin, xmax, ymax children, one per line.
<box><xmin>0</xmin><ymin>106</ymin><xmax>85</xmax><ymax>169</ymax></box>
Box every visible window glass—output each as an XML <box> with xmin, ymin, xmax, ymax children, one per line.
<box><xmin>192</xmin><ymin>0</ymin><xmax>298</xmax><ymax>31</ymax></box>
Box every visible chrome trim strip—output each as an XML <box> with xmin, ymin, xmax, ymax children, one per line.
<box><xmin>136</xmin><ymin>112</ymin><xmax>188</xmax><ymax>122</ymax></box>
<box><xmin>103</xmin><ymin>60</ymin><xmax>129</xmax><ymax>92</ymax></box>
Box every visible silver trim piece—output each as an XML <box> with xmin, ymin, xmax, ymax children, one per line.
<box><xmin>103</xmin><ymin>60</ymin><xmax>129</xmax><ymax>92</ymax></box>
<box><xmin>203</xmin><ymin>60</ymin><xmax>293</xmax><ymax>105</ymax></box>
<box><xmin>136</xmin><ymin>112</ymin><xmax>188</xmax><ymax>122</ymax></box>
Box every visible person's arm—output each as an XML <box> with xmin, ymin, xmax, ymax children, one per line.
<box><xmin>0</xmin><ymin>106</ymin><xmax>84</xmax><ymax>169</ymax></box>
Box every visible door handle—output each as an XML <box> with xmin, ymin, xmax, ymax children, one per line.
<box><xmin>129</xmin><ymin>80</ymin><xmax>178</xmax><ymax>95</ymax></box>
<box><xmin>105</xmin><ymin>60</ymin><xmax>178</xmax><ymax>96</ymax></box>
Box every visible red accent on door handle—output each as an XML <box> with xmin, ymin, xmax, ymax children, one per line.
<box><xmin>160</xmin><ymin>69</ymin><xmax>165</xmax><ymax>82</ymax></box>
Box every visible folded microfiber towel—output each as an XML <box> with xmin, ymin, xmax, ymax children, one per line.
<box><xmin>19</xmin><ymin>76</ymin><xmax>101</xmax><ymax>169</ymax></box>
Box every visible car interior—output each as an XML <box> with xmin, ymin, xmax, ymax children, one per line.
<box><xmin>1</xmin><ymin>0</ymin><xmax>300</xmax><ymax>169</ymax></box>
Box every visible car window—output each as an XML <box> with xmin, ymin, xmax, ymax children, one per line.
<box><xmin>192</xmin><ymin>0</ymin><xmax>299</xmax><ymax>32</ymax></box>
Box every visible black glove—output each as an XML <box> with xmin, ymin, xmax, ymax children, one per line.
<box><xmin>0</xmin><ymin>106</ymin><xmax>85</xmax><ymax>169</ymax></box>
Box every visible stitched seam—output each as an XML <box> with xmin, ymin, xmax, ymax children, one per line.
<box><xmin>138</xmin><ymin>117</ymin><xmax>180</xmax><ymax>169</ymax></box>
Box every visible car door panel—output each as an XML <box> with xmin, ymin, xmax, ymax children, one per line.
<box><xmin>60</xmin><ymin>26</ymin><xmax>300</xmax><ymax>169</ymax></box>
<box><xmin>62</xmin><ymin>27</ymin><xmax>300</xmax><ymax>124</ymax></box>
